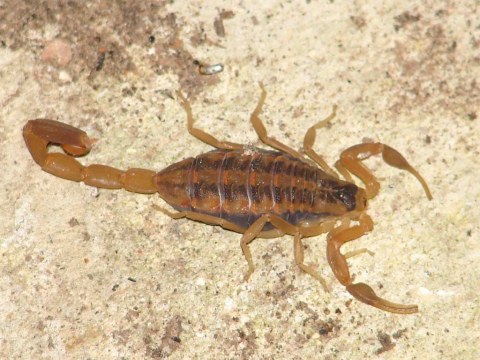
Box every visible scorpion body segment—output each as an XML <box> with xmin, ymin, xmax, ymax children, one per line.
<box><xmin>23</xmin><ymin>84</ymin><xmax>432</xmax><ymax>314</ymax></box>
<box><xmin>154</xmin><ymin>149</ymin><xmax>365</xmax><ymax>231</ymax></box>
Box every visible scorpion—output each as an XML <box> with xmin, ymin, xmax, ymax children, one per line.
<box><xmin>23</xmin><ymin>84</ymin><xmax>432</xmax><ymax>314</ymax></box>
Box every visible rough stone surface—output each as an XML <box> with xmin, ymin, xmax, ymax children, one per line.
<box><xmin>1</xmin><ymin>1</ymin><xmax>478</xmax><ymax>358</ymax></box>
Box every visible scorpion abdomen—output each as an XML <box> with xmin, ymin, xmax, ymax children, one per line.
<box><xmin>154</xmin><ymin>149</ymin><xmax>358</xmax><ymax>230</ymax></box>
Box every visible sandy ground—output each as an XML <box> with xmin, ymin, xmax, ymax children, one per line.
<box><xmin>1</xmin><ymin>1</ymin><xmax>479</xmax><ymax>359</ymax></box>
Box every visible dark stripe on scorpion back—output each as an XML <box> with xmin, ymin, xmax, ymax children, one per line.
<box><xmin>166</xmin><ymin>149</ymin><xmax>349</xmax><ymax>230</ymax></box>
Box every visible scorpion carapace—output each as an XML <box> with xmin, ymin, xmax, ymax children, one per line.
<box><xmin>23</xmin><ymin>84</ymin><xmax>432</xmax><ymax>314</ymax></box>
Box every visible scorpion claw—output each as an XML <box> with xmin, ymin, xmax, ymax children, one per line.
<box><xmin>346</xmin><ymin>283</ymin><xmax>418</xmax><ymax>314</ymax></box>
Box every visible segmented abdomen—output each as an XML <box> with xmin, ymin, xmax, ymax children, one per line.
<box><xmin>154</xmin><ymin>149</ymin><xmax>343</xmax><ymax>230</ymax></box>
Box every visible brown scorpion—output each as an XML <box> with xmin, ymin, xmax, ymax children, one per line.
<box><xmin>23</xmin><ymin>84</ymin><xmax>432</xmax><ymax>314</ymax></box>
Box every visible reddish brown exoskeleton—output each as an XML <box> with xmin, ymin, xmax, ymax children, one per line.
<box><xmin>23</xmin><ymin>84</ymin><xmax>432</xmax><ymax>313</ymax></box>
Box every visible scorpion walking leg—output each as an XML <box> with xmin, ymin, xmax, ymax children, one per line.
<box><xmin>327</xmin><ymin>213</ymin><xmax>419</xmax><ymax>314</ymax></box>
<box><xmin>326</xmin><ymin>218</ymin><xmax>372</xmax><ymax>260</ymax></box>
<box><xmin>23</xmin><ymin>119</ymin><xmax>158</xmax><ymax>193</ymax></box>
<box><xmin>293</xmin><ymin>233</ymin><xmax>329</xmax><ymax>291</ymax></box>
<box><xmin>176</xmin><ymin>91</ymin><xmax>243</xmax><ymax>150</ymax></box>
<box><xmin>292</xmin><ymin>217</ymin><xmax>368</xmax><ymax>292</ymax></box>
<box><xmin>344</xmin><ymin>248</ymin><xmax>374</xmax><ymax>259</ymax></box>
<box><xmin>240</xmin><ymin>215</ymin><xmax>272</xmax><ymax>281</ymax></box>
<box><xmin>241</xmin><ymin>214</ymin><xmax>336</xmax><ymax>291</ymax></box>
<box><xmin>319</xmin><ymin>217</ymin><xmax>373</xmax><ymax>259</ymax></box>
<box><xmin>340</xmin><ymin>143</ymin><xmax>432</xmax><ymax>200</ymax></box>
<box><xmin>158</xmin><ymin>209</ymin><xmax>249</xmax><ymax>233</ymax></box>
<box><xmin>239</xmin><ymin>213</ymin><xmax>311</xmax><ymax>283</ymax></box>
<box><xmin>251</xmin><ymin>83</ymin><xmax>306</xmax><ymax>159</ymax></box>
<box><xmin>302</xmin><ymin>106</ymin><xmax>339</xmax><ymax>177</ymax></box>
<box><xmin>334</xmin><ymin>160</ymin><xmax>354</xmax><ymax>182</ymax></box>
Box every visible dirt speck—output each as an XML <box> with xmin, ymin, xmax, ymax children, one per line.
<box><xmin>112</xmin><ymin>329</ymin><xmax>133</xmax><ymax>346</ymax></box>
<box><xmin>237</xmin><ymin>323</ymin><xmax>258</xmax><ymax>359</ymax></box>
<box><xmin>317</xmin><ymin>319</ymin><xmax>339</xmax><ymax>337</ymax></box>
<box><xmin>467</xmin><ymin>112</ymin><xmax>477</xmax><ymax>121</ymax></box>
<box><xmin>214</xmin><ymin>17</ymin><xmax>226</xmax><ymax>37</ymax></box>
<box><xmin>214</xmin><ymin>10</ymin><xmax>235</xmax><ymax>37</ymax></box>
<box><xmin>296</xmin><ymin>301</ymin><xmax>341</xmax><ymax>341</ymax></box>
<box><xmin>292</xmin><ymin>105</ymin><xmax>304</xmax><ymax>118</ymax></box>
<box><xmin>216</xmin><ymin>321</ymin><xmax>258</xmax><ymax>360</ymax></box>
<box><xmin>146</xmin><ymin>315</ymin><xmax>183</xmax><ymax>359</ymax></box>
<box><xmin>375</xmin><ymin>331</ymin><xmax>395</xmax><ymax>355</ymax></box>
<box><xmin>350</xmin><ymin>16</ymin><xmax>366</xmax><ymax>29</ymax></box>
<box><xmin>392</xmin><ymin>328</ymin><xmax>408</xmax><ymax>339</ymax></box>
<box><xmin>394</xmin><ymin>11</ymin><xmax>421</xmax><ymax>31</ymax></box>
<box><xmin>68</xmin><ymin>217</ymin><xmax>80</xmax><ymax>227</ymax></box>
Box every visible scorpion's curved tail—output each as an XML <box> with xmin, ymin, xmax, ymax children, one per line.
<box><xmin>23</xmin><ymin>119</ymin><xmax>158</xmax><ymax>194</ymax></box>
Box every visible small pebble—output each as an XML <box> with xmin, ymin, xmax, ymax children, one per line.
<box><xmin>41</xmin><ymin>39</ymin><xmax>72</xmax><ymax>67</ymax></box>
